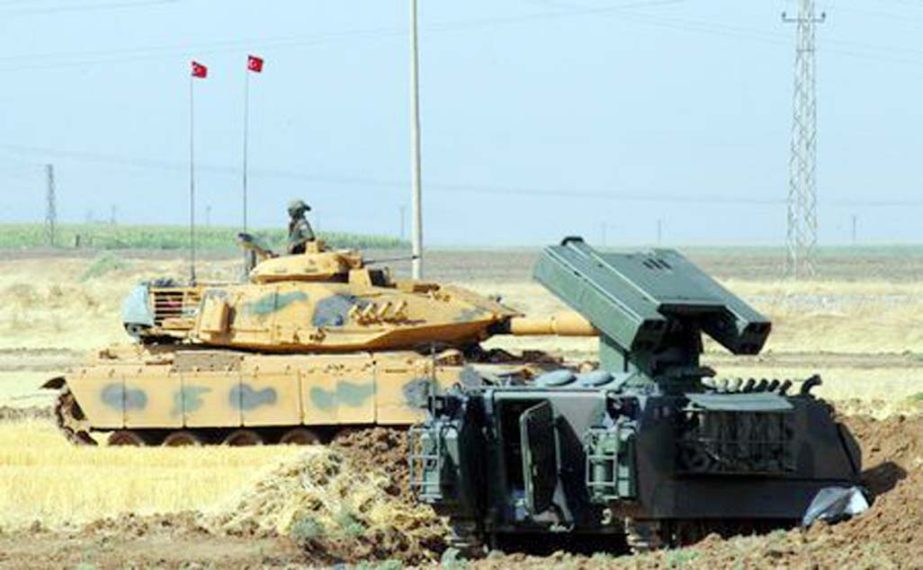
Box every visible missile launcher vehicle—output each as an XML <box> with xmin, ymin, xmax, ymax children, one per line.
<box><xmin>44</xmin><ymin>238</ymin><xmax>596</xmax><ymax>446</ymax></box>
<box><xmin>409</xmin><ymin>238</ymin><xmax>862</xmax><ymax>553</ymax></box>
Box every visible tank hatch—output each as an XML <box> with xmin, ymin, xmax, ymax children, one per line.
<box><xmin>249</xmin><ymin>240</ymin><xmax>364</xmax><ymax>283</ymax></box>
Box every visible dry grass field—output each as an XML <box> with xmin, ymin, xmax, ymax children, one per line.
<box><xmin>0</xmin><ymin>248</ymin><xmax>921</xmax><ymax>567</ymax></box>
<box><xmin>0</xmin><ymin>420</ymin><xmax>301</xmax><ymax>529</ymax></box>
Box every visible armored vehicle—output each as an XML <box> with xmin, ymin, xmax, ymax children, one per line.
<box><xmin>409</xmin><ymin>238</ymin><xmax>861</xmax><ymax>553</ymax></box>
<box><xmin>44</xmin><ymin>238</ymin><xmax>596</xmax><ymax>446</ymax></box>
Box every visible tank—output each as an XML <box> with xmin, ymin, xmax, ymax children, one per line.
<box><xmin>43</xmin><ymin>237</ymin><xmax>596</xmax><ymax>446</ymax></box>
<box><xmin>408</xmin><ymin>238</ymin><xmax>862</xmax><ymax>554</ymax></box>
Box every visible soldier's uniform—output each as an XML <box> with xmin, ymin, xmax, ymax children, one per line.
<box><xmin>287</xmin><ymin>199</ymin><xmax>315</xmax><ymax>254</ymax></box>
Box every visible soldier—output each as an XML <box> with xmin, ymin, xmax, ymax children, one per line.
<box><xmin>286</xmin><ymin>199</ymin><xmax>315</xmax><ymax>254</ymax></box>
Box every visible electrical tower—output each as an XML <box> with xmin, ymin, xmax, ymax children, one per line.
<box><xmin>44</xmin><ymin>164</ymin><xmax>56</xmax><ymax>247</ymax></box>
<box><xmin>783</xmin><ymin>2</ymin><xmax>825</xmax><ymax>278</ymax></box>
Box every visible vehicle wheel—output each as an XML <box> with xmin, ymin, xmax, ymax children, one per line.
<box><xmin>108</xmin><ymin>430</ymin><xmax>146</xmax><ymax>446</ymax></box>
<box><xmin>162</xmin><ymin>430</ymin><xmax>204</xmax><ymax>447</ymax></box>
<box><xmin>279</xmin><ymin>427</ymin><xmax>321</xmax><ymax>445</ymax></box>
<box><xmin>223</xmin><ymin>429</ymin><xmax>264</xmax><ymax>446</ymax></box>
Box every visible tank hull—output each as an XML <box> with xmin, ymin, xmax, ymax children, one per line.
<box><xmin>47</xmin><ymin>345</ymin><xmax>489</xmax><ymax>445</ymax></box>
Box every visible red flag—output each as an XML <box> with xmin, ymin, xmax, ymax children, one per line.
<box><xmin>191</xmin><ymin>61</ymin><xmax>208</xmax><ymax>79</ymax></box>
<box><xmin>247</xmin><ymin>55</ymin><xmax>264</xmax><ymax>73</ymax></box>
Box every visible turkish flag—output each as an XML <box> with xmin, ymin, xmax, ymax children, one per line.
<box><xmin>247</xmin><ymin>55</ymin><xmax>264</xmax><ymax>73</ymax></box>
<box><xmin>191</xmin><ymin>61</ymin><xmax>208</xmax><ymax>79</ymax></box>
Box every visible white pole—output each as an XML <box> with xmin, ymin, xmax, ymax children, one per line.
<box><xmin>242</xmin><ymin>69</ymin><xmax>250</xmax><ymax>233</ymax></box>
<box><xmin>410</xmin><ymin>0</ymin><xmax>424</xmax><ymax>279</ymax></box>
<box><xmin>189</xmin><ymin>73</ymin><xmax>197</xmax><ymax>284</ymax></box>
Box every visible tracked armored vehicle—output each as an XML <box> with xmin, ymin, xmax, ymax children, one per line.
<box><xmin>44</xmin><ymin>238</ymin><xmax>596</xmax><ymax>446</ymax></box>
<box><xmin>409</xmin><ymin>238</ymin><xmax>862</xmax><ymax>553</ymax></box>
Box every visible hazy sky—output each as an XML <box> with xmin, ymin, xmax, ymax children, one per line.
<box><xmin>0</xmin><ymin>0</ymin><xmax>921</xmax><ymax>246</ymax></box>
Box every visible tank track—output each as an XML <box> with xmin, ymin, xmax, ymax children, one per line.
<box><xmin>624</xmin><ymin>518</ymin><xmax>663</xmax><ymax>553</ymax></box>
<box><xmin>53</xmin><ymin>389</ymin><xmax>96</xmax><ymax>446</ymax></box>
<box><xmin>625</xmin><ymin>518</ymin><xmax>795</xmax><ymax>553</ymax></box>
<box><xmin>446</xmin><ymin>520</ymin><xmax>486</xmax><ymax>559</ymax></box>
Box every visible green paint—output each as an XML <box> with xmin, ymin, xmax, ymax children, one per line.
<box><xmin>454</xmin><ymin>307</ymin><xmax>492</xmax><ymax>324</ymax></box>
<box><xmin>310</xmin><ymin>381</ymin><xmax>374</xmax><ymax>410</ymax></box>
<box><xmin>232</xmin><ymin>385</ymin><xmax>278</xmax><ymax>410</ymax></box>
<box><xmin>101</xmin><ymin>384</ymin><xmax>147</xmax><ymax>411</ymax></box>
<box><xmin>242</xmin><ymin>291</ymin><xmax>309</xmax><ymax>316</ymax></box>
<box><xmin>171</xmin><ymin>385</ymin><xmax>211</xmax><ymax>417</ymax></box>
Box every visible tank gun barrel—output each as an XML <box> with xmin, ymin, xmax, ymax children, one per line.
<box><xmin>365</xmin><ymin>254</ymin><xmax>420</xmax><ymax>266</ymax></box>
<box><xmin>504</xmin><ymin>312</ymin><xmax>597</xmax><ymax>337</ymax></box>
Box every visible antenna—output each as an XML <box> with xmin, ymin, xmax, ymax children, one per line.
<box><xmin>44</xmin><ymin>164</ymin><xmax>56</xmax><ymax>247</ymax></box>
<box><xmin>783</xmin><ymin>2</ymin><xmax>825</xmax><ymax>278</ymax></box>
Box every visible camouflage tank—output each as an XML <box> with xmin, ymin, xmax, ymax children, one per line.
<box><xmin>409</xmin><ymin>238</ymin><xmax>863</xmax><ymax>553</ymax></box>
<box><xmin>44</xmin><ymin>237</ymin><xmax>596</xmax><ymax>446</ymax></box>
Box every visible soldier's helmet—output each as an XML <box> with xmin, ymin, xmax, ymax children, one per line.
<box><xmin>287</xmin><ymin>199</ymin><xmax>311</xmax><ymax>217</ymax></box>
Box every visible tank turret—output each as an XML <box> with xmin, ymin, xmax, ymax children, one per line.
<box><xmin>124</xmin><ymin>236</ymin><xmax>599</xmax><ymax>353</ymax></box>
<box><xmin>122</xmin><ymin>236</ymin><xmax>556</xmax><ymax>353</ymax></box>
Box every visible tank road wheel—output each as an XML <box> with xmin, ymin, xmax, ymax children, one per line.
<box><xmin>279</xmin><ymin>428</ymin><xmax>321</xmax><ymax>446</ymax></box>
<box><xmin>162</xmin><ymin>430</ymin><xmax>204</xmax><ymax>447</ymax></box>
<box><xmin>625</xmin><ymin>518</ymin><xmax>664</xmax><ymax>553</ymax></box>
<box><xmin>108</xmin><ymin>430</ymin><xmax>146</xmax><ymax>446</ymax></box>
<box><xmin>54</xmin><ymin>388</ymin><xmax>96</xmax><ymax>446</ymax></box>
<box><xmin>222</xmin><ymin>429</ymin><xmax>264</xmax><ymax>446</ymax></box>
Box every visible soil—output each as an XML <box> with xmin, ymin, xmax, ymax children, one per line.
<box><xmin>330</xmin><ymin>426</ymin><xmax>415</xmax><ymax>501</ymax></box>
<box><xmin>0</xmin><ymin>413</ymin><xmax>919</xmax><ymax>568</ymax></box>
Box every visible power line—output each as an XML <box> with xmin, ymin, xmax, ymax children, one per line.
<box><xmin>0</xmin><ymin>0</ymin><xmax>177</xmax><ymax>17</ymax></box>
<box><xmin>1</xmin><ymin>1</ymin><xmax>923</xmax><ymax>72</ymax></box>
<box><xmin>0</xmin><ymin>141</ymin><xmax>779</xmax><ymax>205</ymax></box>
<box><xmin>0</xmin><ymin>1</ymin><xmax>678</xmax><ymax>72</ymax></box>
<box><xmin>2</xmin><ymin>141</ymin><xmax>921</xmax><ymax>209</ymax></box>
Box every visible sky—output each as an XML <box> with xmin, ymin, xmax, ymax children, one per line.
<box><xmin>0</xmin><ymin>0</ymin><xmax>921</xmax><ymax>246</ymax></box>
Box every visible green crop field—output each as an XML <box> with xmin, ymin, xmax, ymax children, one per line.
<box><xmin>0</xmin><ymin>223</ymin><xmax>407</xmax><ymax>251</ymax></box>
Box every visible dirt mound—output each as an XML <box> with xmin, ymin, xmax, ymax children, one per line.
<box><xmin>206</xmin><ymin>434</ymin><xmax>445</xmax><ymax>565</ymax></box>
<box><xmin>330</xmin><ymin>427</ymin><xmax>414</xmax><ymax>500</ymax></box>
<box><xmin>847</xmin><ymin>414</ymin><xmax>923</xmax><ymax>493</ymax></box>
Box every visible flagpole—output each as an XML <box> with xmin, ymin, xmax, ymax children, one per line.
<box><xmin>189</xmin><ymin>71</ymin><xmax>197</xmax><ymax>284</ymax></box>
<box><xmin>242</xmin><ymin>68</ymin><xmax>250</xmax><ymax>233</ymax></box>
